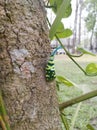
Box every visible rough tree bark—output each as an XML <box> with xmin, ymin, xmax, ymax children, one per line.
<box><xmin>0</xmin><ymin>0</ymin><xmax>61</xmax><ymax>130</ymax></box>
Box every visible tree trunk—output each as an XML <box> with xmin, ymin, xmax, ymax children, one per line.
<box><xmin>95</xmin><ymin>35</ymin><xmax>97</xmax><ymax>52</ymax></box>
<box><xmin>89</xmin><ymin>30</ymin><xmax>94</xmax><ymax>51</ymax></box>
<box><xmin>72</xmin><ymin>0</ymin><xmax>79</xmax><ymax>53</ymax></box>
<box><xmin>78</xmin><ymin>0</ymin><xmax>83</xmax><ymax>45</ymax></box>
<box><xmin>0</xmin><ymin>0</ymin><xmax>61</xmax><ymax>130</ymax></box>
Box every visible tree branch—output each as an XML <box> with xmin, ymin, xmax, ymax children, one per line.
<box><xmin>59</xmin><ymin>89</ymin><xmax>97</xmax><ymax>111</ymax></box>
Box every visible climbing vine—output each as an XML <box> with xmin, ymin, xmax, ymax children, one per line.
<box><xmin>45</xmin><ymin>0</ymin><xmax>97</xmax><ymax>129</ymax></box>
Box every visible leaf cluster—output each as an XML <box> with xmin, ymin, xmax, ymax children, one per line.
<box><xmin>48</xmin><ymin>0</ymin><xmax>72</xmax><ymax>39</ymax></box>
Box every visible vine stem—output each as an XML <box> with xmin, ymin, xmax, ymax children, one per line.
<box><xmin>55</xmin><ymin>34</ymin><xmax>87</xmax><ymax>75</ymax></box>
<box><xmin>45</xmin><ymin>5</ymin><xmax>55</xmax><ymax>8</ymax></box>
<box><xmin>60</xmin><ymin>112</ymin><xmax>70</xmax><ymax>130</ymax></box>
<box><xmin>46</xmin><ymin>18</ymin><xmax>86</xmax><ymax>74</ymax></box>
<box><xmin>46</xmin><ymin>17</ymin><xmax>97</xmax><ymax>76</ymax></box>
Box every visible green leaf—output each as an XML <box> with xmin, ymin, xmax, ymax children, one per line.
<box><xmin>53</xmin><ymin>22</ymin><xmax>72</xmax><ymax>38</ymax></box>
<box><xmin>77</xmin><ymin>47</ymin><xmax>96</xmax><ymax>56</ymax></box>
<box><xmin>49</xmin><ymin>0</ymin><xmax>63</xmax><ymax>13</ymax></box>
<box><xmin>49</xmin><ymin>0</ymin><xmax>71</xmax><ymax>40</ymax></box>
<box><xmin>86</xmin><ymin>124</ymin><xmax>95</xmax><ymax>130</ymax></box>
<box><xmin>56</xmin><ymin>28</ymin><xmax>72</xmax><ymax>38</ymax></box>
<box><xmin>56</xmin><ymin>22</ymin><xmax>64</xmax><ymax>32</ymax></box>
<box><xmin>56</xmin><ymin>75</ymin><xmax>75</xmax><ymax>87</ymax></box>
<box><xmin>49</xmin><ymin>0</ymin><xmax>72</xmax><ymax>18</ymax></box>
<box><xmin>86</xmin><ymin>63</ymin><xmax>97</xmax><ymax>75</ymax></box>
<box><xmin>63</xmin><ymin>3</ymin><xmax>72</xmax><ymax>18</ymax></box>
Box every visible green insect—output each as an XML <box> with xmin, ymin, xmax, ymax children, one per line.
<box><xmin>45</xmin><ymin>55</ymin><xmax>56</xmax><ymax>81</ymax></box>
<box><xmin>45</xmin><ymin>46</ymin><xmax>62</xmax><ymax>81</ymax></box>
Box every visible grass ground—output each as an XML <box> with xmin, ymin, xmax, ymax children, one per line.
<box><xmin>55</xmin><ymin>54</ymin><xmax>97</xmax><ymax>130</ymax></box>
